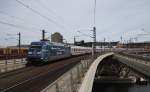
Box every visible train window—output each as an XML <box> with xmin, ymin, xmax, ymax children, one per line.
<box><xmin>30</xmin><ymin>46</ymin><xmax>42</xmax><ymax>49</ymax></box>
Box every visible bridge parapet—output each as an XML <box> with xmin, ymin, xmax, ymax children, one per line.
<box><xmin>41</xmin><ymin>58</ymin><xmax>93</xmax><ymax>92</ymax></box>
<box><xmin>41</xmin><ymin>52</ymin><xmax>114</xmax><ymax>92</ymax></box>
<box><xmin>117</xmin><ymin>52</ymin><xmax>150</xmax><ymax>62</ymax></box>
<box><xmin>78</xmin><ymin>52</ymin><xmax>114</xmax><ymax>92</ymax></box>
<box><xmin>0</xmin><ymin>58</ymin><xmax>27</xmax><ymax>73</ymax></box>
<box><xmin>114</xmin><ymin>53</ymin><xmax>150</xmax><ymax>77</ymax></box>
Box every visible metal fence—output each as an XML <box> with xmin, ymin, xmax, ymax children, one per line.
<box><xmin>41</xmin><ymin>58</ymin><xmax>94</xmax><ymax>92</ymax></box>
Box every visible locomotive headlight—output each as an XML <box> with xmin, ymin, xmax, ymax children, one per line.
<box><xmin>37</xmin><ymin>52</ymin><xmax>41</xmax><ymax>54</ymax></box>
<box><xmin>28</xmin><ymin>52</ymin><xmax>32</xmax><ymax>54</ymax></box>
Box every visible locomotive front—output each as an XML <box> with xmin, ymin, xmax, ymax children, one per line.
<box><xmin>27</xmin><ymin>41</ymin><xmax>49</xmax><ymax>64</ymax></box>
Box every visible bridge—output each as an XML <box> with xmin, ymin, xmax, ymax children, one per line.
<box><xmin>40</xmin><ymin>51</ymin><xmax>150</xmax><ymax>92</ymax></box>
<box><xmin>0</xmin><ymin>51</ymin><xmax>150</xmax><ymax>92</ymax></box>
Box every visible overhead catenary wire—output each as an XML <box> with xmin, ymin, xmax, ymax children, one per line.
<box><xmin>15</xmin><ymin>0</ymin><xmax>68</xmax><ymax>31</ymax></box>
<box><xmin>35</xmin><ymin>0</ymin><xmax>61</xmax><ymax>20</ymax></box>
<box><xmin>35</xmin><ymin>0</ymin><xmax>74</xmax><ymax>30</ymax></box>
<box><xmin>0</xmin><ymin>11</ymin><xmax>42</xmax><ymax>30</ymax></box>
<box><xmin>0</xmin><ymin>11</ymin><xmax>24</xmax><ymax>22</ymax></box>
<box><xmin>77</xmin><ymin>30</ymin><xmax>93</xmax><ymax>38</ymax></box>
<box><xmin>0</xmin><ymin>10</ymin><xmax>40</xmax><ymax>27</ymax></box>
<box><xmin>0</xmin><ymin>20</ymin><xmax>41</xmax><ymax>32</ymax></box>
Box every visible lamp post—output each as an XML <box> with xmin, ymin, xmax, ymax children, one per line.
<box><xmin>74</xmin><ymin>36</ymin><xmax>80</xmax><ymax>45</ymax></box>
<box><xmin>18</xmin><ymin>32</ymin><xmax>21</xmax><ymax>55</ymax></box>
<box><xmin>91</xmin><ymin>27</ymin><xmax>96</xmax><ymax>58</ymax></box>
<box><xmin>6</xmin><ymin>32</ymin><xmax>21</xmax><ymax>53</ymax></box>
<box><xmin>77</xmin><ymin>27</ymin><xmax>96</xmax><ymax>58</ymax></box>
<box><xmin>103</xmin><ymin>37</ymin><xmax>106</xmax><ymax>52</ymax></box>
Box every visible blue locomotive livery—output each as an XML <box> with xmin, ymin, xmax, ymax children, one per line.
<box><xmin>27</xmin><ymin>40</ymin><xmax>71</xmax><ymax>64</ymax></box>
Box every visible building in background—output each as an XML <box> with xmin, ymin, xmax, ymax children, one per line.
<box><xmin>74</xmin><ymin>40</ymin><xmax>119</xmax><ymax>48</ymax></box>
<box><xmin>117</xmin><ymin>42</ymin><xmax>150</xmax><ymax>50</ymax></box>
<box><xmin>51</xmin><ymin>32</ymin><xmax>63</xmax><ymax>43</ymax></box>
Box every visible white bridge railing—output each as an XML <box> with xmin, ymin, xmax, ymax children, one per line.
<box><xmin>41</xmin><ymin>52</ymin><xmax>114</xmax><ymax>92</ymax></box>
<box><xmin>0</xmin><ymin>58</ymin><xmax>27</xmax><ymax>73</ymax></box>
<box><xmin>78</xmin><ymin>52</ymin><xmax>114</xmax><ymax>92</ymax></box>
<box><xmin>0</xmin><ymin>58</ymin><xmax>26</xmax><ymax>65</ymax></box>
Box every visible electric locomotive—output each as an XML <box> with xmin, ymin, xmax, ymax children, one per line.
<box><xmin>27</xmin><ymin>40</ymin><xmax>71</xmax><ymax>64</ymax></box>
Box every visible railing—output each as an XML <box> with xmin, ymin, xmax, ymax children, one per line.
<box><xmin>41</xmin><ymin>58</ymin><xmax>94</xmax><ymax>92</ymax></box>
<box><xmin>0</xmin><ymin>58</ymin><xmax>27</xmax><ymax>73</ymax></box>
<box><xmin>78</xmin><ymin>52</ymin><xmax>114</xmax><ymax>92</ymax></box>
<box><xmin>0</xmin><ymin>58</ymin><xmax>27</xmax><ymax>65</ymax></box>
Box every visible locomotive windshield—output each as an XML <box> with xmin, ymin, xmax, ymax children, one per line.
<box><xmin>30</xmin><ymin>45</ymin><xmax>42</xmax><ymax>49</ymax></box>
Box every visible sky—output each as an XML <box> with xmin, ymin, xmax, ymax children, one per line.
<box><xmin>0</xmin><ymin>0</ymin><xmax>150</xmax><ymax>46</ymax></box>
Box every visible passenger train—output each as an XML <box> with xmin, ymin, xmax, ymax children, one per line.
<box><xmin>27</xmin><ymin>40</ymin><xmax>94</xmax><ymax>64</ymax></box>
<box><xmin>27</xmin><ymin>41</ymin><xmax>71</xmax><ymax>64</ymax></box>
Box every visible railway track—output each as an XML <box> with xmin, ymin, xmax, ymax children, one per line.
<box><xmin>0</xmin><ymin>66</ymin><xmax>34</xmax><ymax>79</ymax></box>
<box><xmin>0</xmin><ymin>54</ymin><xmax>91</xmax><ymax>92</ymax></box>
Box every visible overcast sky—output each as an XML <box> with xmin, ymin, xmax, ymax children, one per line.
<box><xmin>0</xmin><ymin>0</ymin><xmax>150</xmax><ymax>46</ymax></box>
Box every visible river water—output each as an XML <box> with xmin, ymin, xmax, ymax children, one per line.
<box><xmin>92</xmin><ymin>83</ymin><xmax>150</xmax><ymax>92</ymax></box>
